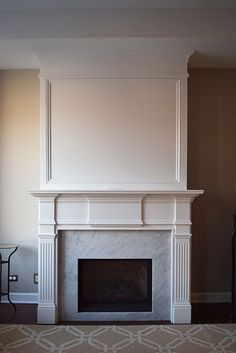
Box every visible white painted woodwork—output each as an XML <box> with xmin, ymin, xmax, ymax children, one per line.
<box><xmin>31</xmin><ymin>190</ymin><xmax>203</xmax><ymax>324</ymax></box>
<box><xmin>32</xmin><ymin>44</ymin><xmax>203</xmax><ymax>324</ymax></box>
<box><xmin>38</xmin><ymin>49</ymin><xmax>190</xmax><ymax>191</ymax></box>
<box><xmin>172</xmin><ymin>235</ymin><xmax>191</xmax><ymax>323</ymax></box>
<box><xmin>38</xmin><ymin>234</ymin><xmax>58</xmax><ymax>324</ymax></box>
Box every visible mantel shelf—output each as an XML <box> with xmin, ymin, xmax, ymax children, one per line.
<box><xmin>30</xmin><ymin>189</ymin><xmax>204</xmax><ymax>196</ymax></box>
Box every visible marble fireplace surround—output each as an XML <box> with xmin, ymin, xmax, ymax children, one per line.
<box><xmin>31</xmin><ymin>190</ymin><xmax>203</xmax><ymax>324</ymax></box>
<box><xmin>59</xmin><ymin>229</ymin><xmax>170</xmax><ymax>322</ymax></box>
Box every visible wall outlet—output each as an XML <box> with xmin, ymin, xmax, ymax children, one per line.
<box><xmin>9</xmin><ymin>275</ymin><xmax>18</xmax><ymax>281</ymax></box>
<box><xmin>33</xmin><ymin>273</ymin><xmax>38</xmax><ymax>284</ymax></box>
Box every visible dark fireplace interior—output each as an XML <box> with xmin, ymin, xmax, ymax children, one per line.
<box><xmin>78</xmin><ymin>259</ymin><xmax>152</xmax><ymax>312</ymax></box>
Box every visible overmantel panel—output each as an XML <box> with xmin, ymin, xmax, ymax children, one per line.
<box><xmin>38</xmin><ymin>48</ymin><xmax>190</xmax><ymax>191</ymax></box>
<box><xmin>49</xmin><ymin>77</ymin><xmax>181</xmax><ymax>188</ymax></box>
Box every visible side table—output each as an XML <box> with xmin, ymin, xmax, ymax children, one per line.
<box><xmin>0</xmin><ymin>244</ymin><xmax>18</xmax><ymax>309</ymax></box>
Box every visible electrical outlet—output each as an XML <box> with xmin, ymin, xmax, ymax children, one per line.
<box><xmin>33</xmin><ymin>273</ymin><xmax>38</xmax><ymax>284</ymax></box>
<box><xmin>9</xmin><ymin>275</ymin><xmax>18</xmax><ymax>281</ymax></box>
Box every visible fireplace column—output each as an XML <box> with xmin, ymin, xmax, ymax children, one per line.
<box><xmin>37</xmin><ymin>194</ymin><xmax>59</xmax><ymax>324</ymax></box>
<box><xmin>171</xmin><ymin>195</ymin><xmax>193</xmax><ymax>323</ymax></box>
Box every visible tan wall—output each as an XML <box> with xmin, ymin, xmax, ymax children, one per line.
<box><xmin>0</xmin><ymin>70</ymin><xmax>39</xmax><ymax>293</ymax></box>
<box><xmin>0</xmin><ymin>68</ymin><xmax>235</xmax><ymax>297</ymax></box>
<box><xmin>188</xmin><ymin>69</ymin><xmax>236</xmax><ymax>294</ymax></box>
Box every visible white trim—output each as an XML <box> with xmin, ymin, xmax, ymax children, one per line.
<box><xmin>3</xmin><ymin>291</ymin><xmax>231</xmax><ymax>305</ymax></box>
<box><xmin>175</xmin><ymin>79</ymin><xmax>181</xmax><ymax>183</ymax></box>
<box><xmin>30</xmin><ymin>190</ymin><xmax>204</xmax><ymax>195</ymax></box>
<box><xmin>38</xmin><ymin>50</ymin><xmax>191</xmax><ymax>78</ymax></box>
<box><xmin>2</xmin><ymin>292</ymin><xmax>38</xmax><ymax>304</ymax></box>
<box><xmin>38</xmin><ymin>49</ymin><xmax>191</xmax><ymax>191</ymax></box>
<box><xmin>40</xmin><ymin>183</ymin><xmax>186</xmax><ymax>192</ymax></box>
<box><xmin>46</xmin><ymin>79</ymin><xmax>52</xmax><ymax>183</ymax></box>
<box><xmin>191</xmin><ymin>292</ymin><xmax>231</xmax><ymax>303</ymax></box>
<box><xmin>38</xmin><ymin>303</ymin><xmax>57</xmax><ymax>324</ymax></box>
<box><xmin>172</xmin><ymin>304</ymin><xmax>191</xmax><ymax>324</ymax></box>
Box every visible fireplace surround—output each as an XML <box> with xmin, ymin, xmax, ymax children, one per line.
<box><xmin>31</xmin><ymin>40</ymin><xmax>203</xmax><ymax>324</ymax></box>
<box><xmin>59</xmin><ymin>230</ymin><xmax>168</xmax><ymax>321</ymax></box>
<box><xmin>31</xmin><ymin>190</ymin><xmax>202</xmax><ymax>324</ymax></box>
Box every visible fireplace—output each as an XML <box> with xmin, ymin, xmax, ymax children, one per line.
<box><xmin>78</xmin><ymin>259</ymin><xmax>152</xmax><ymax>312</ymax></box>
<box><xmin>31</xmin><ymin>43</ymin><xmax>203</xmax><ymax>324</ymax></box>
<box><xmin>33</xmin><ymin>192</ymin><xmax>203</xmax><ymax>324</ymax></box>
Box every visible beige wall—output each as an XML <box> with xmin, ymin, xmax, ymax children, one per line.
<box><xmin>188</xmin><ymin>69</ymin><xmax>236</xmax><ymax>294</ymax></box>
<box><xmin>0</xmin><ymin>68</ymin><xmax>235</xmax><ymax>297</ymax></box>
<box><xmin>0</xmin><ymin>70</ymin><xmax>39</xmax><ymax>293</ymax></box>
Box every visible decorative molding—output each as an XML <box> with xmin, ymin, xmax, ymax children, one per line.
<box><xmin>40</xmin><ymin>77</ymin><xmax>52</xmax><ymax>186</ymax></box>
<box><xmin>174</xmin><ymin>238</ymin><xmax>190</xmax><ymax>302</ymax></box>
<box><xmin>31</xmin><ymin>190</ymin><xmax>202</xmax><ymax>196</ymax></box>
<box><xmin>56</xmin><ymin>224</ymin><xmax>175</xmax><ymax>231</ymax></box>
<box><xmin>4</xmin><ymin>291</ymin><xmax>230</xmax><ymax>305</ymax></box>
<box><xmin>89</xmin><ymin>220</ymin><xmax>144</xmax><ymax>226</ymax></box>
<box><xmin>175</xmin><ymin>79</ymin><xmax>181</xmax><ymax>183</ymax></box>
<box><xmin>46</xmin><ymin>79</ymin><xmax>52</xmax><ymax>183</ymax></box>
<box><xmin>2</xmin><ymin>292</ymin><xmax>38</xmax><ymax>304</ymax></box>
<box><xmin>37</xmin><ymin>50</ymin><xmax>192</xmax><ymax>79</ymax></box>
<box><xmin>39</xmin><ymin>183</ymin><xmax>188</xmax><ymax>191</ymax></box>
<box><xmin>38</xmin><ymin>303</ymin><xmax>58</xmax><ymax>325</ymax></box>
<box><xmin>40</xmin><ymin>76</ymin><xmax>183</xmax><ymax>191</ymax></box>
<box><xmin>31</xmin><ymin>190</ymin><xmax>203</xmax><ymax>230</ymax></box>
<box><xmin>38</xmin><ymin>235</ymin><xmax>58</xmax><ymax>321</ymax></box>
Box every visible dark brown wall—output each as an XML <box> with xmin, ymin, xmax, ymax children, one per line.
<box><xmin>188</xmin><ymin>69</ymin><xmax>236</xmax><ymax>295</ymax></box>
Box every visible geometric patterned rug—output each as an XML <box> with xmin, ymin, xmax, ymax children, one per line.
<box><xmin>0</xmin><ymin>324</ymin><xmax>236</xmax><ymax>353</ymax></box>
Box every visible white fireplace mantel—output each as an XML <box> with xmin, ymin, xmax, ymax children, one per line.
<box><xmin>32</xmin><ymin>43</ymin><xmax>203</xmax><ymax>324</ymax></box>
<box><xmin>31</xmin><ymin>189</ymin><xmax>203</xmax><ymax>324</ymax></box>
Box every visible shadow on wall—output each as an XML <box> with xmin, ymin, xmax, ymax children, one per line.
<box><xmin>188</xmin><ymin>68</ymin><xmax>236</xmax><ymax>295</ymax></box>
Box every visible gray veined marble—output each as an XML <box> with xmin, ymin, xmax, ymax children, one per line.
<box><xmin>58</xmin><ymin>230</ymin><xmax>171</xmax><ymax>321</ymax></box>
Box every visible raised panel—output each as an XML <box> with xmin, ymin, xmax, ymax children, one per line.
<box><xmin>48</xmin><ymin>78</ymin><xmax>180</xmax><ymax>189</ymax></box>
<box><xmin>143</xmin><ymin>197</ymin><xmax>175</xmax><ymax>225</ymax></box>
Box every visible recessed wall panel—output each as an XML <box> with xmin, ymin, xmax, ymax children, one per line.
<box><xmin>50</xmin><ymin>78</ymin><xmax>179</xmax><ymax>188</ymax></box>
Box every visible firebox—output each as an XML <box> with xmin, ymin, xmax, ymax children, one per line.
<box><xmin>78</xmin><ymin>259</ymin><xmax>152</xmax><ymax>312</ymax></box>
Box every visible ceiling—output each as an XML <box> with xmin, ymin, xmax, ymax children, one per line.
<box><xmin>0</xmin><ymin>2</ymin><xmax>235</xmax><ymax>69</ymax></box>
<box><xmin>0</xmin><ymin>0</ymin><xmax>236</xmax><ymax>9</ymax></box>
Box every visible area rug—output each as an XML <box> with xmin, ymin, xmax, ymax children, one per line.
<box><xmin>0</xmin><ymin>324</ymin><xmax>236</xmax><ymax>353</ymax></box>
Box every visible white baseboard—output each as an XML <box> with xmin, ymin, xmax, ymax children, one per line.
<box><xmin>1</xmin><ymin>292</ymin><xmax>38</xmax><ymax>304</ymax></box>
<box><xmin>1</xmin><ymin>292</ymin><xmax>231</xmax><ymax>305</ymax></box>
<box><xmin>191</xmin><ymin>292</ymin><xmax>231</xmax><ymax>303</ymax></box>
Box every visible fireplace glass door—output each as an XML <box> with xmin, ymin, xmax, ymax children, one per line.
<box><xmin>78</xmin><ymin>259</ymin><xmax>152</xmax><ymax>312</ymax></box>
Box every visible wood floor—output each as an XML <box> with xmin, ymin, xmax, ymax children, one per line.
<box><xmin>0</xmin><ymin>303</ymin><xmax>232</xmax><ymax>324</ymax></box>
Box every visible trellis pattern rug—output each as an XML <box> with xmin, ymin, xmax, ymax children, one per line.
<box><xmin>0</xmin><ymin>324</ymin><xmax>236</xmax><ymax>353</ymax></box>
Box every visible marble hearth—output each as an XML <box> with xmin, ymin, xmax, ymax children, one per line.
<box><xmin>31</xmin><ymin>190</ymin><xmax>203</xmax><ymax>324</ymax></box>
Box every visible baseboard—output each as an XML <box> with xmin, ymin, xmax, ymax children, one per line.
<box><xmin>191</xmin><ymin>292</ymin><xmax>231</xmax><ymax>303</ymax></box>
<box><xmin>1</xmin><ymin>292</ymin><xmax>38</xmax><ymax>304</ymax></box>
<box><xmin>1</xmin><ymin>292</ymin><xmax>231</xmax><ymax>305</ymax></box>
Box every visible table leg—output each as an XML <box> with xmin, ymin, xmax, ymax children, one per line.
<box><xmin>7</xmin><ymin>247</ymin><xmax>18</xmax><ymax>310</ymax></box>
